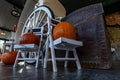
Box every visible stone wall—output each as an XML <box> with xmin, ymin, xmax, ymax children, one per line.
<box><xmin>105</xmin><ymin>11</ymin><xmax>120</xmax><ymax>60</ymax></box>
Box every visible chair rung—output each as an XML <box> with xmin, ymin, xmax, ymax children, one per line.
<box><xmin>47</xmin><ymin>58</ymin><xmax>77</xmax><ymax>61</ymax></box>
<box><xmin>16</xmin><ymin>58</ymin><xmax>37</xmax><ymax>60</ymax></box>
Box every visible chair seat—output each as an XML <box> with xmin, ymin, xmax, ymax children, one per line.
<box><xmin>53</xmin><ymin>37</ymin><xmax>83</xmax><ymax>50</ymax></box>
<box><xmin>44</xmin><ymin>37</ymin><xmax>83</xmax><ymax>72</ymax></box>
<box><xmin>13</xmin><ymin>44</ymin><xmax>40</xmax><ymax>68</ymax></box>
<box><xmin>14</xmin><ymin>44</ymin><xmax>39</xmax><ymax>51</ymax></box>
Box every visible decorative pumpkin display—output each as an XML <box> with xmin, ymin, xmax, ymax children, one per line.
<box><xmin>53</xmin><ymin>21</ymin><xmax>76</xmax><ymax>40</ymax></box>
<box><xmin>19</xmin><ymin>33</ymin><xmax>40</xmax><ymax>46</ymax></box>
<box><xmin>1</xmin><ymin>51</ymin><xmax>17</xmax><ymax>64</ymax></box>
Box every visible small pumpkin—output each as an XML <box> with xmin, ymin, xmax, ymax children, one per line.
<box><xmin>1</xmin><ymin>51</ymin><xmax>17</xmax><ymax>64</ymax></box>
<box><xmin>19</xmin><ymin>33</ymin><xmax>40</xmax><ymax>46</ymax></box>
<box><xmin>0</xmin><ymin>53</ymin><xmax>2</xmax><ymax>61</ymax></box>
<box><xmin>53</xmin><ymin>21</ymin><xmax>76</xmax><ymax>40</ymax></box>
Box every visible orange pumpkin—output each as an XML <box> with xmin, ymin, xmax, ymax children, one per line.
<box><xmin>1</xmin><ymin>51</ymin><xmax>17</xmax><ymax>64</ymax></box>
<box><xmin>53</xmin><ymin>21</ymin><xmax>76</xmax><ymax>40</ymax></box>
<box><xmin>19</xmin><ymin>33</ymin><xmax>40</xmax><ymax>46</ymax></box>
<box><xmin>0</xmin><ymin>53</ymin><xmax>2</xmax><ymax>61</ymax></box>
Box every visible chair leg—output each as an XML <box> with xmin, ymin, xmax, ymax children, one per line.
<box><xmin>73</xmin><ymin>49</ymin><xmax>81</xmax><ymax>70</ymax></box>
<box><xmin>13</xmin><ymin>50</ymin><xmax>21</xmax><ymax>68</ymax></box>
<box><xmin>40</xmin><ymin>51</ymin><xmax>44</xmax><ymax>67</ymax></box>
<box><xmin>13</xmin><ymin>48</ymin><xmax>41</xmax><ymax>68</ymax></box>
<box><xmin>64</xmin><ymin>50</ymin><xmax>69</xmax><ymax>68</ymax></box>
<box><xmin>43</xmin><ymin>44</ymin><xmax>49</xmax><ymax>68</ymax></box>
<box><xmin>23</xmin><ymin>52</ymin><xmax>26</xmax><ymax>66</ymax></box>
<box><xmin>35</xmin><ymin>53</ymin><xmax>39</xmax><ymax>68</ymax></box>
<box><xmin>50</xmin><ymin>47</ymin><xmax>57</xmax><ymax>72</ymax></box>
<box><xmin>43</xmin><ymin>52</ymin><xmax>48</xmax><ymax>68</ymax></box>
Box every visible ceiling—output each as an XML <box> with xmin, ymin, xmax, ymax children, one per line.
<box><xmin>5</xmin><ymin>0</ymin><xmax>120</xmax><ymax>15</ymax></box>
<box><xmin>5</xmin><ymin>0</ymin><xmax>26</xmax><ymax>10</ymax></box>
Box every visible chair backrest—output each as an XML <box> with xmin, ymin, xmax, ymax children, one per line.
<box><xmin>21</xmin><ymin>17</ymin><xmax>52</xmax><ymax>53</ymax></box>
<box><xmin>38</xmin><ymin>0</ymin><xmax>66</xmax><ymax>17</ymax></box>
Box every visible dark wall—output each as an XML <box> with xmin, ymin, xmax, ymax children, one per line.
<box><xmin>62</xmin><ymin>3</ymin><xmax>112</xmax><ymax>69</ymax></box>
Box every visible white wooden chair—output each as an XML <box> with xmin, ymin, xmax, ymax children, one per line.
<box><xmin>2</xmin><ymin>31</ymin><xmax>16</xmax><ymax>53</ymax></box>
<box><xmin>43</xmin><ymin>17</ymin><xmax>83</xmax><ymax>72</ymax></box>
<box><xmin>13</xmin><ymin>27</ymin><xmax>44</xmax><ymax>68</ymax></box>
<box><xmin>13</xmin><ymin>5</ymin><xmax>55</xmax><ymax>68</ymax></box>
<box><xmin>2</xmin><ymin>41</ymin><xmax>14</xmax><ymax>53</ymax></box>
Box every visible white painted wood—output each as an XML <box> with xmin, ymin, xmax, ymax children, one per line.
<box><xmin>64</xmin><ymin>50</ymin><xmax>69</xmax><ymax>68</ymax></box>
<box><xmin>43</xmin><ymin>17</ymin><xmax>83</xmax><ymax>72</ymax></box>
<box><xmin>13</xmin><ymin>6</ymin><xmax>54</xmax><ymax>68</ymax></box>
